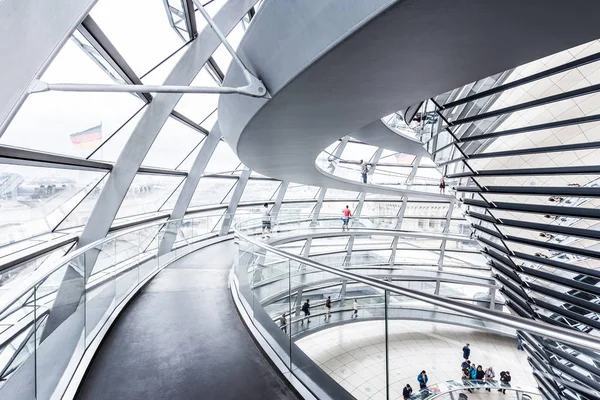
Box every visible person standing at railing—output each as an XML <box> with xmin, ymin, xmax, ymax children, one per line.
<box><xmin>325</xmin><ymin>296</ymin><xmax>332</xmax><ymax>320</ymax></box>
<box><xmin>261</xmin><ymin>203</ymin><xmax>271</xmax><ymax>236</ymax></box>
<box><xmin>352</xmin><ymin>299</ymin><xmax>359</xmax><ymax>319</ymax></box>
<box><xmin>475</xmin><ymin>365</ymin><xmax>485</xmax><ymax>390</ymax></box>
<box><xmin>360</xmin><ymin>159</ymin><xmax>369</xmax><ymax>183</ymax></box>
<box><xmin>417</xmin><ymin>370</ymin><xmax>428</xmax><ymax>389</ymax></box>
<box><xmin>280</xmin><ymin>313</ymin><xmax>287</xmax><ymax>334</ymax></box>
<box><xmin>402</xmin><ymin>384</ymin><xmax>413</xmax><ymax>399</ymax></box>
<box><xmin>301</xmin><ymin>299</ymin><xmax>311</xmax><ymax>324</ymax></box>
<box><xmin>439</xmin><ymin>176</ymin><xmax>446</xmax><ymax>194</ymax></box>
<box><xmin>499</xmin><ymin>371</ymin><xmax>511</xmax><ymax>394</ymax></box>
<box><xmin>484</xmin><ymin>366</ymin><xmax>496</xmax><ymax>392</ymax></box>
<box><xmin>342</xmin><ymin>205</ymin><xmax>352</xmax><ymax>231</ymax></box>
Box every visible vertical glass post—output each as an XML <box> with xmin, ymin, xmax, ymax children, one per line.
<box><xmin>385</xmin><ymin>290</ymin><xmax>390</xmax><ymax>400</ymax></box>
<box><xmin>288</xmin><ymin>259</ymin><xmax>292</xmax><ymax>370</ymax></box>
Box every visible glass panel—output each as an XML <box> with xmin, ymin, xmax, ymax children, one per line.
<box><xmin>0</xmin><ymin>164</ymin><xmax>106</xmax><ymax>246</ymax></box>
<box><xmin>142</xmin><ymin>117</ymin><xmax>205</xmax><ymax>169</ymax></box>
<box><xmin>174</xmin><ymin>67</ymin><xmax>219</xmax><ymax>124</ymax></box>
<box><xmin>1</xmin><ymin>38</ymin><xmax>144</xmax><ymax>158</ymax></box>
<box><xmin>54</xmin><ymin>173</ymin><xmax>109</xmax><ymax>231</ymax></box>
<box><xmin>283</xmin><ymin>183</ymin><xmax>320</xmax><ymax>201</ymax></box>
<box><xmin>114</xmin><ymin>174</ymin><xmax>184</xmax><ymax>220</ymax></box>
<box><xmin>203</xmin><ymin>142</ymin><xmax>241</xmax><ymax>174</ymax></box>
<box><xmin>186</xmin><ymin>177</ymin><xmax>237</xmax><ymax>208</ymax></box>
<box><xmin>90</xmin><ymin>0</ymin><xmax>187</xmax><ymax>76</ymax></box>
<box><xmin>229</xmin><ymin>180</ymin><xmax>280</xmax><ymax>203</ymax></box>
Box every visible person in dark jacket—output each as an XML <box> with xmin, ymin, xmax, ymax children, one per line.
<box><xmin>462</xmin><ymin>343</ymin><xmax>470</xmax><ymax>360</ymax></box>
<box><xmin>325</xmin><ymin>296</ymin><xmax>332</xmax><ymax>320</ymax></box>
<box><xmin>475</xmin><ymin>365</ymin><xmax>485</xmax><ymax>390</ymax></box>
<box><xmin>301</xmin><ymin>299</ymin><xmax>311</xmax><ymax>323</ymax></box>
<box><xmin>462</xmin><ymin>363</ymin><xmax>473</xmax><ymax>393</ymax></box>
<box><xmin>417</xmin><ymin>370</ymin><xmax>428</xmax><ymax>389</ymax></box>
<box><xmin>499</xmin><ymin>371</ymin><xmax>511</xmax><ymax>394</ymax></box>
<box><xmin>402</xmin><ymin>384</ymin><xmax>413</xmax><ymax>399</ymax></box>
<box><xmin>280</xmin><ymin>313</ymin><xmax>287</xmax><ymax>334</ymax></box>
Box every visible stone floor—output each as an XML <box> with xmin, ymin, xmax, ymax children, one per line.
<box><xmin>296</xmin><ymin>320</ymin><xmax>538</xmax><ymax>400</ymax></box>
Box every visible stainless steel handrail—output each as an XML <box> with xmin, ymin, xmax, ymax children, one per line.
<box><xmin>0</xmin><ymin>214</ymin><xmax>225</xmax><ymax>317</ymax></box>
<box><xmin>235</xmin><ymin>218</ymin><xmax>600</xmax><ymax>352</ymax></box>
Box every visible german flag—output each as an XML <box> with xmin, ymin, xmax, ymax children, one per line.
<box><xmin>70</xmin><ymin>124</ymin><xmax>102</xmax><ymax>150</ymax></box>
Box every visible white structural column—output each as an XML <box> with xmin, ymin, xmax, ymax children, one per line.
<box><xmin>0</xmin><ymin>0</ymin><xmax>98</xmax><ymax>134</ymax></box>
<box><xmin>219</xmin><ymin>168</ymin><xmax>251</xmax><ymax>236</ymax></box>
<box><xmin>271</xmin><ymin>181</ymin><xmax>289</xmax><ymax>217</ymax></box>
<box><xmin>389</xmin><ymin>197</ymin><xmax>408</xmax><ymax>266</ymax></box>
<box><xmin>158</xmin><ymin>127</ymin><xmax>221</xmax><ymax>255</ymax></box>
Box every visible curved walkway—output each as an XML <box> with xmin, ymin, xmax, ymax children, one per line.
<box><xmin>218</xmin><ymin>0</ymin><xmax>600</xmax><ymax>193</ymax></box>
<box><xmin>76</xmin><ymin>241</ymin><xmax>298</xmax><ymax>400</ymax></box>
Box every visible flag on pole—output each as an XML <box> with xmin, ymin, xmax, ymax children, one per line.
<box><xmin>70</xmin><ymin>124</ymin><xmax>102</xmax><ymax>150</ymax></box>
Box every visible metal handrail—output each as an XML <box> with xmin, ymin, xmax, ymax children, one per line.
<box><xmin>235</xmin><ymin>217</ymin><xmax>600</xmax><ymax>352</ymax></box>
<box><xmin>0</xmin><ymin>214</ymin><xmax>225</xmax><ymax>317</ymax></box>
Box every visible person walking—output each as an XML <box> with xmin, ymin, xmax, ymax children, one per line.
<box><xmin>402</xmin><ymin>384</ymin><xmax>413</xmax><ymax>399</ymax></box>
<box><xmin>417</xmin><ymin>370</ymin><xmax>428</xmax><ymax>389</ymax></box>
<box><xmin>439</xmin><ymin>176</ymin><xmax>446</xmax><ymax>194</ymax></box>
<box><xmin>280</xmin><ymin>313</ymin><xmax>287</xmax><ymax>334</ymax></box>
<box><xmin>517</xmin><ymin>336</ymin><xmax>524</xmax><ymax>351</ymax></box>
<box><xmin>352</xmin><ymin>299</ymin><xmax>359</xmax><ymax>319</ymax></box>
<box><xmin>360</xmin><ymin>159</ymin><xmax>369</xmax><ymax>183</ymax></box>
<box><xmin>499</xmin><ymin>371</ymin><xmax>511</xmax><ymax>394</ymax></box>
<box><xmin>325</xmin><ymin>296</ymin><xmax>332</xmax><ymax>320</ymax></box>
<box><xmin>261</xmin><ymin>203</ymin><xmax>271</xmax><ymax>236</ymax></box>
<box><xmin>485</xmin><ymin>366</ymin><xmax>495</xmax><ymax>392</ymax></box>
<box><xmin>301</xmin><ymin>299</ymin><xmax>311</xmax><ymax>324</ymax></box>
<box><xmin>342</xmin><ymin>205</ymin><xmax>352</xmax><ymax>231</ymax></box>
<box><xmin>462</xmin><ymin>343</ymin><xmax>470</xmax><ymax>360</ymax></box>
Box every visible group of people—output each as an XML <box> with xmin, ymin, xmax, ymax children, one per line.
<box><xmin>401</xmin><ymin>371</ymin><xmax>428</xmax><ymax>399</ymax></box>
<box><xmin>284</xmin><ymin>298</ymin><xmax>359</xmax><ymax>328</ymax></box>
<box><xmin>461</xmin><ymin>343</ymin><xmax>512</xmax><ymax>394</ymax></box>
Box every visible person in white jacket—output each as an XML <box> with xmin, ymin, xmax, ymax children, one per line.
<box><xmin>352</xmin><ymin>299</ymin><xmax>358</xmax><ymax>319</ymax></box>
<box><xmin>484</xmin><ymin>366</ymin><xmax>495</xmax><ymax>392</ymax></box>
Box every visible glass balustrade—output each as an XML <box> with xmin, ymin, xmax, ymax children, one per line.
<box><xmin>231</xmin><ymin>216</ymin><xmax>541</xmax><ymax>400</ymax></box>
<box><xmin>0</xmin><ymin>214</ymin><xmax>228</xmax><ymax>399</ymax></box>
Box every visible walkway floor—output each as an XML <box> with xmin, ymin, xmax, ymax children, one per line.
<box><xmin>76</xmin><ymin>241</ymin><xmax>298</xmax><ymax>400</ymax></box>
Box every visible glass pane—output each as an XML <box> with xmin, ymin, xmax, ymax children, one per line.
<box><xmin>228</xmin><ymin>180</ymin><xmax>280</xmax><ymax>203</ymax></box>
<box><xmin>1</xmin><ymin>38</ymin><xmax>144</xmax><ymax>158</ymax></box>
<box><xmin>174</xmin><ymin>67</ymin><xmax>220</xmax><ymax>124</ymax></box>
<box><xmin>114</xmin><ymin>174</ymin><xmax>184</xmax><ymax>220</ymax></box>
<box><xmin>54</xmin><ymin>174</ymin><xmax>109</xmax><ymax>231</ymax></box>
<box><xmin>142</xmin><ymin>117</ymin><xmax>205</xmax><ymax>169</ymax></box>
<box><xmin>0</xmin><ymin>164</ymin><xmax>106</xmax><ymax>246</ymax></box>
<box><xmin>90</xmin><ymin>0</ymin><xmax>187</xmax><ymax>76</ymax></box>
<box><xmin>186</xmin><ymin>177</ymin><xmax>237</xmax><ymax>208</ymax></box>
<box><xmin>203</xmin><ymin>142</ymin><xmax>241</xmax><ymax>174</ymax></box>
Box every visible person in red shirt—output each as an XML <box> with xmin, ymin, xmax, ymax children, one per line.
<box><xmin>342</xmin><ymin>205</ymin><xmax>352</xmax><ymax>231</ymax></box>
